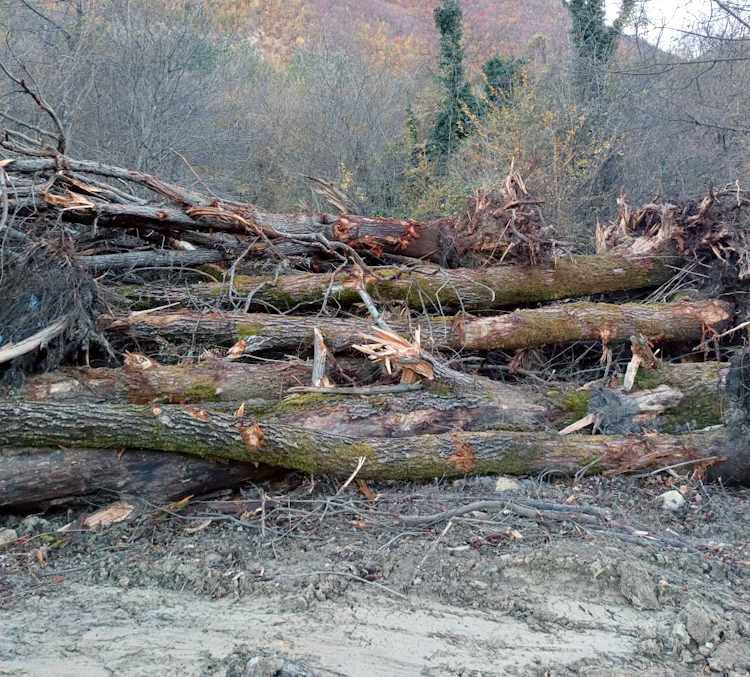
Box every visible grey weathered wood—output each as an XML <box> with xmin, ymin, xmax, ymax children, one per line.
<box><xmin>79</xmin><ymin>249</ymin><xmax>226</xmax><ymax>272</ymax></box>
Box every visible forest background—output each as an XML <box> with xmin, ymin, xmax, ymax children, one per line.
<box><xmin>1</xmin><ymin>0</ymin><xmax>747</xmax><ymax>246</ymax></box>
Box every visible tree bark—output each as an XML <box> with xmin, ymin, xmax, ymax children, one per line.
<box><xmin>0</xmin><ymin>401</ymin><xmax>740</xmax><ymax>481</ymax></box>
<box><xmin>629</xmin><ymin>361</ymin><xmax>729</xmax><ymax>431</ymax></box>
<box><xmin>100</xmin><ymin>310</ymin><xmax>398</xmax><ymax>355</ymax></box>
<box><xmin>2</xmin><ymin>154</ymin><xmax>695</xmax><ymax>268</ymax></box>
<box><xmin>459</xmin><ymin>300</ymin><xmax>732</xmax><ymax>351</ymax></box>
<box><xmin>79</xmin><ymin>249</ymin><xmax>226</xmax><ymax>272</ymax></box>
<box><xmin>0</xmin><ymin>447</ymin><xmax>275</xmax><ymax>511</ymax></box>
<box><xmin>121</xmin><ymin>254</ymin><xmax>675</xmax><ymax>312</ymax></box>
<box><xmin>15</xmin><ymin>360</ymin><xmax>729</xmax><ymax>433</ymax></box>
<box><xmin>102</xmin><ymin>299</ymin><xmax>732</xmax><ymax>357</ymax></box>
<box><xmin>14</xmin><ymin>358</ymin><xmax>321</xmax><ymax>404</ymax></box>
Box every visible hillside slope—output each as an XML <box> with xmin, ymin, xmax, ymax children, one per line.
<box><xmin>313</xmin><ymin>0</ymin><xmax>570</xmax><ymax>62</ymax></box>
<box><xmin>214</xmin><ymin>0</ymin><xmax>571</xmax><ymax>65</ymax></box>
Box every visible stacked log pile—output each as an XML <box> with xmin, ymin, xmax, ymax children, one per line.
<box><xmin>2</xmin><ymin>116</ymin><xmax>750</xmax><ymax>510</ymax></box>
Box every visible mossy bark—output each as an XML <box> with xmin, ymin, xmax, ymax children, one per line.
<box><xmin>548</xmin><ymin>361</ymin><xmax>729</xmax><ymax>432</ymax></box>
<box><xmin>15</xmin><ymin>361</ymin><xmax>729</xmax><ymax>434</ymax></box>
<box><xmin>0</xmin><ymin>401</ymin><xmax>739</xmax><ymax>482</ymax></box>
<box><xmin>632</xmin><ymin>361</ymin><xmax>729</xmax><ymax>431</ymax></box>
<box><xmin>120</xmin><ymin>254</ymin><xmax>675</xmax><ymax>312</ymax></box>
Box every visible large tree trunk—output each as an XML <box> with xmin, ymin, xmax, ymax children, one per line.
<box><xmin>102</xmin><ymin>299</ymin><xmax>732</xmax><ymax>357</ymax></box>
<box><xmin>15</xmin><ymin>360</ymin><xmax>729</xmax><ymax>433</ymax></box>
<box><xmin>0</xmin><ymin>447</ymin><xmax>275</xmax><ymax>511</ymax></box>
<box><xmin>121</xmin><ymin>254</ymin><xmax>675</xmax><ymax>312</ymax></box>
<box><xmin>11</xmin><ymin>384</ymin><xmax>546</xmax><ymax>432</ymax></box>
<box><xmin>0</xmin><ymin>401</ymin><xmax>742</xmax><ymax>482</ymax></box>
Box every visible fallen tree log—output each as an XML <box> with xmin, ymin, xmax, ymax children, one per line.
<box><xmin>0</xmin><ymin>156</ymin><xmax>468</xmax><ymax>262</ymax></box>
<box><xmin>4</xmin><ymin>154</ymin><xmax>679</xmax><ymax>268</ymax></box>
<box><xmin>120</xmin><ymin>254</ymin><xmax>675</xmax><ymax>312</ymax></box>
<box><xmin>629</xmin><ymin>361</ymin><xmax>729</xmax><ymax>431</ymax></box>
<box><xmin>100</xmin><ymin>310</ymin><xmax>389</xmax><ymax>355</ymax></box>
<box><xmin>12</xmin><ymin>371</ymin><xmax>547</xmax><ymax>432</ymax></box>
<box><xmin>542</xmin><ymin>360</ymin><xmax>729</xmax><ymax>433</ymax></box>
<box><xmin>0</xmin><ymin>401</ymin><xmax>743</xmax><ymax>482</ymax></box>
<box><xmin>0</xmin><ymin>447</ymin><xmax>275</xmax><ymax>511</ymax></box>
<box><xmin>13</xmin><ymin>357</ymin><xmax>326</xmax><ymax>404</ymax></box>
<box><xmin>459</xmin><ymin>299</ymin><xmax>732</xmax><ymax>351</ymax></box>
<box><xmin>102</xmin><ymin>299</ymin><xmax>732</xmax><ymax>357</ymax></box>
<box><xmin>15</xmin><ymin>360</ymin><xmax>729</xmax><ymax>433</ymax></box>
<box><xmin>79</xmin><ymin>249</ymin><xmax>227</xmax><ymax>272</ymax></box>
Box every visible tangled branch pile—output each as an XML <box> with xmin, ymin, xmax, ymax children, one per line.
<box><xmin>2</xmin><ymin>115</ymin><xmax>750</xmax><ymax>510</ymax></box>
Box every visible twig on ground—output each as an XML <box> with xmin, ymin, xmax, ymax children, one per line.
<box><xmin>409</xmin><ymin>520</ymin><xmax>453</xmax><ymax>588</ymax></box>
<box><xmin>398</xmin><ymin>499</ymin><xmax>604</xmax><ymax>527</ymax></box>
<box><xmin>271</xmin><ymin>570</ymin><xmax>410</xmax><ymax>602</ymax></box>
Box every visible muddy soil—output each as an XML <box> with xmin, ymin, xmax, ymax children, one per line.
<box><xmin>1</xmin><ymin>474</ymin><xmax>749</xmax><ymax>677</ymax></box>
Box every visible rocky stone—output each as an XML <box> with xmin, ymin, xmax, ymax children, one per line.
<box><xmin>452</xmin><ymin>476</ymin><xmax>497</xmax><ymax>491</ymax></box>
<box><xmin>671</xmin><ymin>621</ymin><xmax>691</xmax><ymax>652</ymax></box>
<box><xmin>242</xmin><ymin>653</ymin><xmax>317</xmax><ymax>677</ymax></box>
<box><xmin>659</xmin><ymin>490</ymin><xmax>686</xmax><ymax>512</ymax></box>
<box><xmin>494</xmin><ymin>476</ymin><xmax>522</xmax><ymax>492</ymax></box>
<box><xmin>0</xmin><ymin>528</ymin><xmax>18</xmax><ymax>548</ymax></box>
<box><xmin>708</xmin><ymin>639</ymin><xmax>750</xmax><ymax>673</ymax></box>
<box><xmin>684</xmin><ymin>601</ymin><xmax>715</xmax><ymax>645</ymax></box>
<box><xmin>206</xmin><ymin>553</ymin><xmax>223</xmax><ymax>568</ymax></box>
<box><xmin>618</xmin><ymin>563</ymin><xmax>659</xmax><ymax>610</ymax></box>
<box><xmin>20</xmin><ymin>515</ymin><xmax>50</xmax><ymax>534</ymax></box>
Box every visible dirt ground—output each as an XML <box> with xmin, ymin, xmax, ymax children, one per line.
<box><xmin>1</xmin><ymin>474</ymin><xmax>749</xmax><ymax>677</ymax></box>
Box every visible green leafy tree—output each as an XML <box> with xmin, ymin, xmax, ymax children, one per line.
<box><xmin>563</xmin><ymin>0</ymin><xmax>635</xmax><ymax>102</ymax></box>
<box><xmin>481</xmin><ymin>56</ymin><xmax>524</xmax><ymax>108</ymax></box>
<box><xmin>428</xmin><ymin>0</ymin><xmax>479</xmax><ymax>158</ymax></box>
